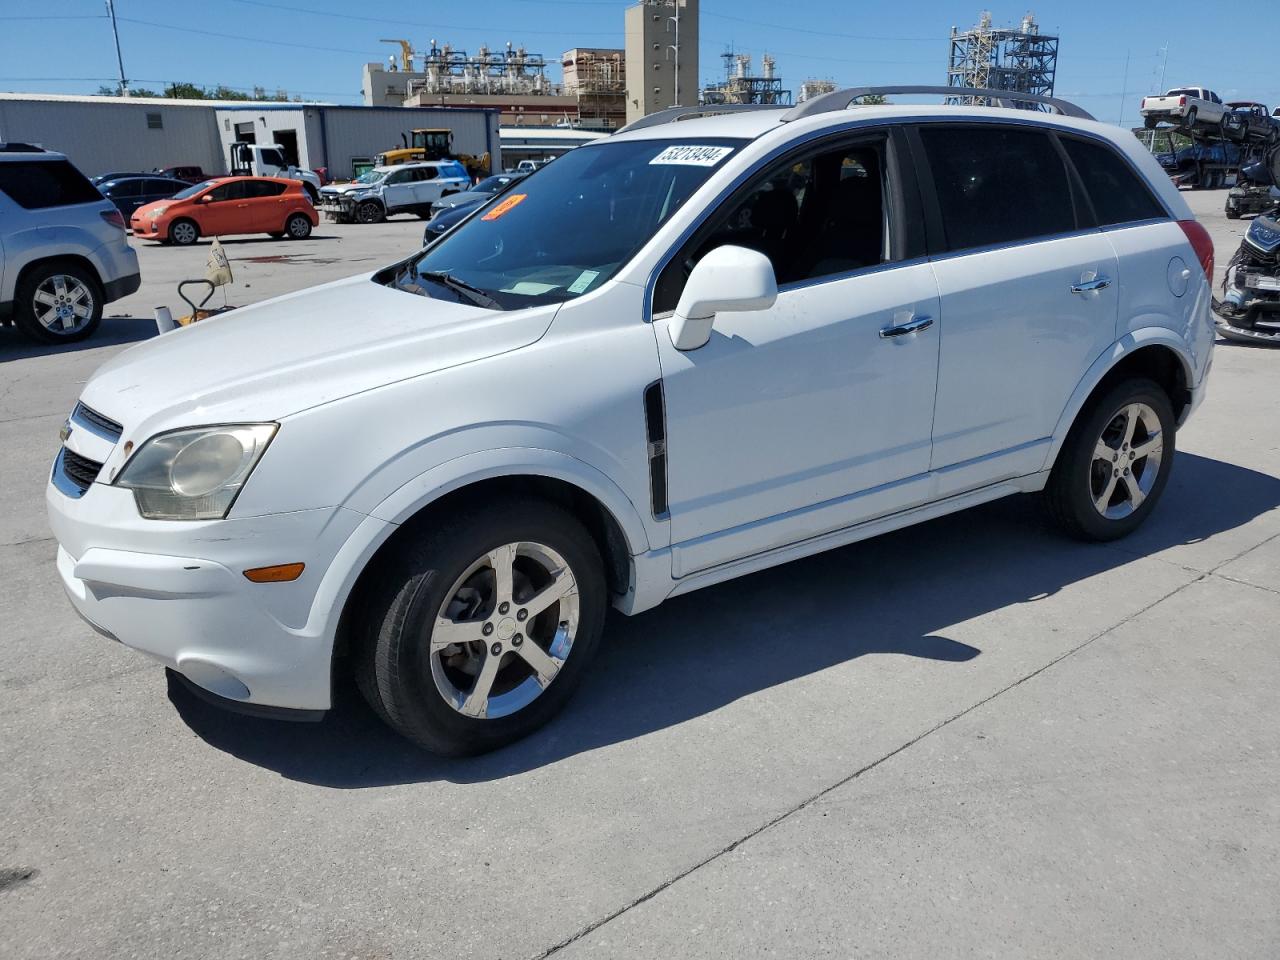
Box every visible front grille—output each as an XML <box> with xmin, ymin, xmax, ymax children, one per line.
<box><xmin>72</xmin><ymin>402</ymin><xmax>123</xmax><ymax>441</ymax></box>
<box><xmin>60</xmin><ymin>449</ymin><xmax>104</xmax><ymax>491</ymax></box>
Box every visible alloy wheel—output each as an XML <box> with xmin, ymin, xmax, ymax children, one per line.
<box><xmin>171</xmin><ymin>221</ymin><xmax>197</xmax><ymax>245</ymax></box>
<box><xmin>1089</xmin><ymin>402</ymin><xmax>1164</xmax><ymax>520</ymax></box>
<box><xmin>429</xmin><ymin>541</ymin><xmax>580</xmax><ymax>720</ymax></box>
<box><xmin>32</xmin><ymin>274</ymin><xmax>95</xmax><ymax>334</ymax></box>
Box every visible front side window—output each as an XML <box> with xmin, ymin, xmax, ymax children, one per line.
<box><xmin>173</xmin><ymin>180</ymin><xmax>218</xmax><ymax>200</ymax></box>
<box><xmin>385</xmin><ymin>169</ymin><xmax>412</xmax><ymax>185</ymax></box>
<box><xmin>259</xmin><ymin>148</ymin><xmax>286</xmax><ymax>168</ymax></box>
<box><xmin>920</xmin><ymin>125</ymin><xmax>1075</xmax><ymax>252</ymax></box>
<box><xmin>654</xmin><ymin>137</ymin><xmax>892</xmax><ymax>313</ymax></box>
<box><xmin>399</xmin><ymin>137</ymin><xmax>744</xmax><ymax>309</ymax></box>
<box><xmin>1061</xmin><ymin>137</ymin><xmax>1166</xmax><ymax>227</ymax></box>
<box><xmin>0</xmin><ymin>160</ymin><xmax>103</xmax><ymax>209</ymax></box>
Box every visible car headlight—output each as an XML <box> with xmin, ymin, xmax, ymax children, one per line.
<box><xmin>149</xmin><ymin>206</ymin><xmax>168</xmax><ymax>219</ymax></box>
<box><xmin>115</xmin><ymin>424</ymin><xmax>277</xmax><ymax>520</ymax></box>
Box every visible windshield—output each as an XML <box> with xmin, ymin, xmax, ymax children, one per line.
<box><xmin>354</xmin><ymin>169</ymin><xmax>386</xmax><ymax>184</ymax></box>
<box><xmin>403</xmin><ymin>138</ymin><xmax>743</xmax><ymax>309</ymax></box>
<box><xmin>173</xmin><ymin>180</ymin><xmax>218</xmax><ymax>200</ymax></box>
<box><xmin>473</xmin><ymin>175</ymin><xmax>515</xmax><ymax>194</ymax></box>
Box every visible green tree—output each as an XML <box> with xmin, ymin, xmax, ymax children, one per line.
<box><xmin>164</xmin><ymin>82</ymin><xmax>207</xmax><ymax>99</ymax></box>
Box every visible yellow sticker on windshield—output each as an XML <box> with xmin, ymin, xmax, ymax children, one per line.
<box><xmin>482</xmin><ymin>193</ymin><xmax>528</xmax><ymax>221</ymax></box>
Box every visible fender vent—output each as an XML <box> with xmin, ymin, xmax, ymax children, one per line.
<box><xmin>643</xmin><ymin>381</ymin><xmax>669</xmax><ymax>519</ymax></box>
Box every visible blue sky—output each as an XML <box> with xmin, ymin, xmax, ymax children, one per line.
<box><xmin>2</xmin><ymin>0</ymin><xmax>1274</xmax><ymax>126</ymax></box>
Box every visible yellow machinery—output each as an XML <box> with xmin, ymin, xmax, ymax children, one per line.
<box><xmin>374</xmin><ymin>128</ymin><xmax>491</xmax><ymax>179</ymax></box>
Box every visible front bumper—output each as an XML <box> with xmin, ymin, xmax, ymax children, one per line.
<box><xmin>48</xmin><ymin>477</ymin><xmax>386</xmax><ymax>711</ymax></box>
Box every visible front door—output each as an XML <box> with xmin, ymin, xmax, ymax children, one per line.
<box><xmin>381</xmin><ymin>168</ymin><xmax>416</xmax><ymax>214</ymax></box>
<box><xmin>197</xmin><ymin>180</ymin><xmax>251</xmax><ymax>236</ymax></box>
<box><xmin>652</xmin><ymin>134</ymin><xmax>941</xmax><ymax>577</ymax></box>
<box><xmin>914</xmin><ymin>124</ymin><xmax>1119</xmax><ymax>478</ymax></box>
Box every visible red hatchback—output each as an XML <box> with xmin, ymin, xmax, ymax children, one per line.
<box><xmin>131</xmin><ymin>176</ymin><xmax>318</xmax><ymax>245</ymax></box>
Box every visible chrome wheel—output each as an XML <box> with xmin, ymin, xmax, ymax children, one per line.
<box><xmin>170</xmin><ymin>220</ymin><xmax>198</xmax><ymax>245</ymax></box>
<box><xmin>1090</xmin><ymin>402</ymin><xmax>1164</xmax><ymax>520</ymax></box>
<box><xmin>430</xmin><ymin>541</ymin><xmax>580</xmax><ymax>720</ymax></box>
<box><xmin>32</xmin><ymin>274</ymin><xmax>95</xmax><ymax>334</ymax></box>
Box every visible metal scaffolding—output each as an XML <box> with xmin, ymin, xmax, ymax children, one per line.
<box><xmin>701</xmin><ymin>50</ymin><xmax>793</xmax><ymax>106</ymax></box>
<box><xmin>946</xmin><ymin>12</ymin><xmax>1058</xmax><ymax>109</ymax></box>
<box><xmin>405</xmin><ymin>41</ymin><xmax>556</xmax><ymax>98</ymax></box>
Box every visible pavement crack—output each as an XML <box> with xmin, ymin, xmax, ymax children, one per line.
<box><xmin>532</xmin><ymin>571</ymin><xmax>1206</xmax><ymax>960</ymax></box>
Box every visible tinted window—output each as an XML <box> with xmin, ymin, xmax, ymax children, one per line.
<box><xmin>104</xmin><ymin>180</ymin><xmax>144</xmax><ymax>198</ymax></box>
<box><xmin>385</xmin><ymin>169</ymin><xmax>412</xmax><ymax>185</ymax></box>
<box><xmin>415</xmin><ymin>167</ymin><xmax>437</xmax><ymax>181</ymax></box>
<box><xmin>207</xmin><ymin>181</ymin><xmax>249</xmax><ymax>202</ymax></box>
<box><xmin>145</xmin><ymin>179</ymin><xmax>180</xmax><ymax>194</ymax></box>
<box><xmin>1061</xmin><ymin>138</ymin><xmax>1166</xmax><ymax>226</ymax></box>
<box><xmin>259</xmin><ymin>148</ymin><xmax>286</xmax><ymax>168</ymax></box>
<box><xmin>920</xmin><ymin>126</ymin><xmax>1075</xmax><ymax>251</ymax></box>
<box><xmin>245</xmin><ymin>180</ymin><xmax>287</xmax><ymax>198</ymax></box>
<box><xmin>0</xmin><ymin>159</ymin><xmax>103</xmax><ymax>209</ymax></box>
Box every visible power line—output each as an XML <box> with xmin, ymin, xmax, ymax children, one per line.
<box><xmin>226</xmin><ymin>0</ymin><xmax>618</xmax><ymax>37</ymax></box>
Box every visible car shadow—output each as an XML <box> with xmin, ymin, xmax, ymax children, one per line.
<box><xmin>169</xmin><ymin>452</ymin><xmax>1280</xmax><ymax>787</ymax></box>
<box><xmin>0</xmin><ymin>314</ymin><xmax>156</xmax><ymax>363</ymax></box>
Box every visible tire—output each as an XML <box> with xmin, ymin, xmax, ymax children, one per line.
<box><xmin>355</xmin><ymin>200</ymin><xmax>384</xmax><ymax>224</ymax></box>
<box><xmin>1143</xmin><ymin>116</ymin><xmax>1158</xmax><ymax>130</ymax></box>
<box><xmin>168</xmin><ymin>218</ymin><xmax>199</xmax><ymax>246</ymax></box>
<box><xmin>1043</xmin><ymin>378</ymin><xmax>1176</xmax><ymax>541</ymax></box>
<box><xmin>355</xmin><ymin>497</ymin><xmax>607</xmax><ymax>755</ymax></box>
<box><xmin>284</xmin><ymin>213</ymin><xmax>312</xmax><ymax>239</ymax></box>
<box><xmin>13</xmin><ymin>260</ymin><xmax>103</xmax><ymax>344</ymax></box>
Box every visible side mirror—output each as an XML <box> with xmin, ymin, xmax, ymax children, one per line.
<box><xmin>669</xmin><ymin>245</ymin><xmax>778</xmax><ymax>351</ymax></box>
<box><xmin>199</xmin><ymin>194</ymin><xmax>213</xmax><ymax>203</ymax></box>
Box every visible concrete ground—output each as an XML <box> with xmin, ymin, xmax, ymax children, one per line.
<box><xmin>1</xmin><ymin>194</ymin><xmax>1278</xmax><ymax>959</ymax></box>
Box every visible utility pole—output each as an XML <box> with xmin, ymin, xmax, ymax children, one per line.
<box><xmin>1118</xmin><ymin>48</ymin><xmax>1130</xmax><ymax>127</ymax></box>
<box><xmin>668</xmin><ymin>0</ymin><xmax>681</xmax><ymax>107</ymax></box>
<box><xmin>105</xmin><ymin>0</ymin><xmax>128</xmax><ymax>95</ymax></box>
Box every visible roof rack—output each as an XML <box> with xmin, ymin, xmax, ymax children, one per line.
<box><xmin>781</xmin><ymin>86</ymin><xmax>1094</xmax><ymax>122</ymax></box>
<box><xmin>614</xmin><ymin>103</ymin><xmax>788</xmax><ymax>135</ymax></box>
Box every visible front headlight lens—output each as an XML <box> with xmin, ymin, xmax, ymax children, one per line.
<box><xmin>149</xmin><ymin>206</ymin><xmax>167</xmax><ymax>219</ymax></box>
<box><xmin>115</xmin><ymin>424</ymin><xmax>277</xmax><ymax>520</ymax></box>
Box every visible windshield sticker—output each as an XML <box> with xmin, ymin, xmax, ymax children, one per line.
<box><xmin>500</xmin><ymin>281</ymin><xmax>560</xmax><ymax>295</ymax></box>
<box><xmin>649</xmin><ymin>145</ymin><xmax>734</xmax><ymax>167</ymax></box>
<box><xmin>481</xmin><ymin>193</ymin><xmax>528</xmax><ymax>221</ymax></box>
<box><xmin>567</xmin><ymin>270</ymin><xmax>600</xmax><ymax>294</ymax></box>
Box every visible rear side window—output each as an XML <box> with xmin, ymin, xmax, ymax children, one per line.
<box><xmin>1061</xmin><ymin>138</ymin><xmax>1166</xmax><ymax>226</ymax></box>
<box><xmin>0</xmin><ymin>159</ymin><xmax>102</xmax><ymax>209</ymax></box>
<box><xmin>245</xmin><ymin>180</ymin><xmax>287</xmax><ymax>198</ymax></box>
<box><xmin>919</xmin><ymin>126</ymin><xmax>1075</xmax><ymax>251</ymax></box>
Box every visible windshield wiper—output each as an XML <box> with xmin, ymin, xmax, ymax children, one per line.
<box><xmin>417</xmin><ymin>269</ymin><xmax>502</xmax><ymax>310</ymax></box>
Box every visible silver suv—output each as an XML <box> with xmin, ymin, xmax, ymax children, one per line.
<box><xmin>0</xmin><ymin>144</ymin><xmax>141</xmax><ymax>344</ymax></box>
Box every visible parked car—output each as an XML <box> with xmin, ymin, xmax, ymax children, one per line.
<box><xmin>98</xmin><ymin>175</ymin><xmax>188</xmax><ymax>219</ymax></box>
<box><xmin>1141</xmin><ymin>87</ymin><xmax>1226</xmax><ymax>133</ymax></box>
<box><xmin>318</xmin><ymin>161</ymin><xmax>471</xmax><ymax>223</ymax></box>
<box><xmin>1222</xmin><ymin>102</ymin><xmax>1277</xmax><ymax>143</ymax></box>
<box><xmin>90</xmin><ymin>171</ymin><xmax>149</xmax><ymax>186</ymax></box>
<box><xmin>154</xmin><ymin>165</ymin><xmax>208</xmax><ymax>184</ymax></box>
<box><xmin>0</xmin><ymin>145</ymin><xmax>140</xmax><ymax>344</ymax></box>
<box><xmin>422</xmin><ymin>172</ymin><xmax>527</xmax><ymax>244</ymax></box>
<box><xmin>47</xmin><ymin>93</ymin><xmax>1215</xmax><ymax>755</ymax></box>
<box><xmin>130</xmin><ymin>176</ymin><xmax>317</xmax><ymax>245</ymax></box>
<box><xmin>514</xmin><ymin>158</ymin><xmax>553</xmax><ymax>173</ymax></box>
<box><xmin>1155</xmin><ymin>141</ymin><xmax>1241</xmax><ymax>188</ymax></box>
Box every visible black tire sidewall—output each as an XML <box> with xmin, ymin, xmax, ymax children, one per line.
<box><xmin>1054</xmin><ymin>379</ymin><xmax>1176</xmax><ymax>541</ymax></box>
<box><xmin>365</xmin><ymin>500</ymin><xmax>607</xmax><ymax>755</ymax></box>
<box><xmin>14</xmin><ymin>262</ymin><xmax>104</xmax><ymax>344</ymax></box>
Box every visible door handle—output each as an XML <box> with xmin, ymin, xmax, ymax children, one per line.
<box><xmin>879</xmin><ymin>315</ymin><xmax>933</xmax><ymax>339</ymax></box>
<box><xmin>1071</xmin><ymin>276</ymin><xmax>1112</xmax><ymax>294</ymax></box>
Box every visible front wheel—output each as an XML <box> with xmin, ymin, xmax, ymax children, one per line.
<box><xmin>356</xmin><ymin>499</ymin><xmax>607</xmax><ymax>755</ymax></box>
<box><xmin>355</xmin><ymin>201</ymin><xmax>384</xmax><ymax>224</ymax></box>
<box><xmin>1043</xmin><ymin>378</ymin><xmax>1175</xmax><ymax>541</ymax></box>
<box><xmin>168</xmin><ymin>218</ymin><xmax>199</xmax><ymax>246</ymax></box>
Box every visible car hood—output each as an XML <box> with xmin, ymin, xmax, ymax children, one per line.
<box><xmin>321</xmin><ymin>181</ymin><xmax>377</xmax><ymax>195</ymax></box>
<box><xmin>133</xmin><ymin>198</ymin><xmax>181</xmax><ymax>218</ymax></box>
<box><xmin>439</xmin><ymin>191</ymin><xmax>489</xmax><ymax>208</ymax></box>
<box><xmin>80</xmin><ymin>274</ymin><xmax>559</xmax><ymax>437</ymax></box>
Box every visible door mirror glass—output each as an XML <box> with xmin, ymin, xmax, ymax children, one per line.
<box><xmin>670</xmin><ymin>245</ymin><xmax>777</xmax><ymax>351</ymax></box>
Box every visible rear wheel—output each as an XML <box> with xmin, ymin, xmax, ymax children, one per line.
<box><xmin>1043</xmin><ymin>378</ymin><xmax>1175</xmax><ymax>541</ymax></box>
<box><xmin>14</xmin><ymin>261</ymin><xmax>103</xmax><ymax>344</ymax></box>
<box><xmin>356</xmin><ymin>498</ymin><xmax>607</xmax><ymax>755</ymax></box>
<box><xmin>284</xmin><ymin>213</ymin><xmax>312</xmax><ymax>239</ymax></box>
<box><xmin>168</xmin><ymin>218</ymin><xmax>199</xmax><ymax>246</ymax></box>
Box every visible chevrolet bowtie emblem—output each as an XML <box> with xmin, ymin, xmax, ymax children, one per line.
<box><xmin>59</xmin><ymin>420</ymin><xmax>72</xmax><ymax>443</ymax></box>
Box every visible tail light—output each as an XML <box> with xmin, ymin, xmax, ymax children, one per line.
<box><xmin>100</xmin><ymin>208</ymin><xmax>126</xmax><ymax>231</ymax></box>
<box><xmin>1178</xmin><ymin>219</ymin><xmax>1214</xmax><ymax>281</ymax></box>
<box><xmin>1179</xmin><ymin>96</ymin><xmax>1187</xmax><ymax>107</ymax></box>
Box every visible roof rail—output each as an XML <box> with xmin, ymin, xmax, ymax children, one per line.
<box><xmin>615</xmin><ymin>103</ymin><xmax>789</xmax><ymax>135</ymax></box>
<box><xmin>781</xmin><ymin>86</ymin><xmax>1094</xmax><ymax>122</ymax></box>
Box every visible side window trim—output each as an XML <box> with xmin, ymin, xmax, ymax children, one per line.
<box><xmin>1048</xmin><ymin>131</ymin><xmax>1098</xmax><ymax>230</ymax></box>
<box><xmin>651</xmin><ymin>128</ymin><xmax>910</xmax><ymax>315</ymax></box>
<box><xmin>1053</xmin><ymin>130</ymin><xmax>1173</xmax><ymax>224</ymax></box>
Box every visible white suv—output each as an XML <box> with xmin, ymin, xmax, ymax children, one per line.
<box><xmin>317</xmin><ymin>161</ymin><xmax>472</xmax><ymax>224</ymax></box>
<box><xmin>47</xmin><ymin>88</ymin><xmax>1215</xmax><ymax>755</ymax></box>
<box><xmin>1</xmin><ymin>145</ymin><xmax>141</xmax><ymax>344</ymax></box>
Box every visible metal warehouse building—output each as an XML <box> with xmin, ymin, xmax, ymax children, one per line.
<box><xmin>0</xmin><ymin>93</ymin><xmax>501</xmax><ymax>180</ymax></box>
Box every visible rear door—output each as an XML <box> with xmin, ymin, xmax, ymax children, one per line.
<box><xmin>914</xmin><ymin>123</ymin><xmax>1119</xmax><ymax>487</ymax></box>
<box><xmin>243</xmin><ymin>179</ymin><xmax>289</xmax><ymax>231</ymax></box>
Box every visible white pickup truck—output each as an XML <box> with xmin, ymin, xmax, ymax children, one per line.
<box><xmin>228</xmin><ymin>142</ymin><xmax>322</xmax><ymax>195</ymax></box>
<box><xmin>1141</xmin><ymin>87</ymin><xmax>1226</xmax><ymax>133</ymax></box>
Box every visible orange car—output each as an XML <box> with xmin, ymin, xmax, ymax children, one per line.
<box><xmin>130</xmin><ymin>176</ymin><xmax>318</xmax><ymax>245</ymax></box>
